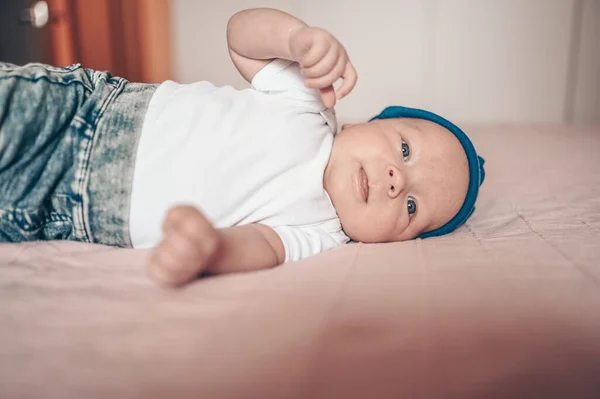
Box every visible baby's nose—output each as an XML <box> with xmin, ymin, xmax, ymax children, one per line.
<box><xmin>386</xmin><ymin>165</ymin><xmax>406</xmax><ymax>199</ymax></box>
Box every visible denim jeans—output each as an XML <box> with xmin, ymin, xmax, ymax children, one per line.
<box><xmin>0</xmin><ymin>62</ymin><xmax>157</xmax><ymax>247</ymax></box>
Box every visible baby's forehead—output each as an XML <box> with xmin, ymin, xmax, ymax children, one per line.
<box><xmin>400</xmin><ymin>118</ymin><xmax>466</xmax><ymax>157</ymax></box>
<box><xmin>399</xmin><ymin>118</ymin><xmax>452</xmax><ymax>138</ymax></box>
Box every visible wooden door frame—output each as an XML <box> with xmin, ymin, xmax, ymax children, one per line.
<box><xmin>47</xmin><ymin>0</ymin><xmax>172</xmax><ymax>83</ymax></box>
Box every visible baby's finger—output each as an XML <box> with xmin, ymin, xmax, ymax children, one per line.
<box><xmin>162</xmin><ymin>206</ymin><xmax>208</xmax><ymax>246</ymax></box>
<box><xmin>149</xmin><ymin>244</ymin><xmax>176</xmax><ymax>271</ymax></box>
<box><xmin>160</xmin><ymin>233</ymin><xmax>204</xmax><ymax>272</ymax></box>
<box><xmin>301</xmin><ymin>45</ymin><xmax>339</xmax><ymax>79</ymax></box>
<box><xmin>163</xmin><ymin>205</ymin><xmax>192</xmax><ymax>232</ymax></box>
<box><xmin>149</xmin><ymin>236</ymin><xmax>207</xmax><ymax>286</ymax></box>
<box><xmin>148</xmin><ymin>246</ymin><xmax>188</xmax><ymax>287</ymax></box>
<box><xmin>319</xmin><ymin>86</ymin><xmax>336</xmax><ymax>109</ymax></box>
<box><xmin>335</xmin><ymin>62</ymin><xmax>358</xmax><ymax>100</ymax></box>
<box><xmin>305</xmin><ymin>53</ymin><xmax>347</xmax><ymax>90</ymax></box>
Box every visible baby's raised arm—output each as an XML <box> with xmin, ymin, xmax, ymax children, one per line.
<box><xmin>227</xmin><ymin>8</ymin><xmax>357</xmax><ymax>108</ymax></box>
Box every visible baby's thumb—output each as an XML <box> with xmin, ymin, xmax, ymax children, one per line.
<box><xmin>320</xmin><ymin>86</ymin><xmax>336</xmax><ymax>109</ymax></box>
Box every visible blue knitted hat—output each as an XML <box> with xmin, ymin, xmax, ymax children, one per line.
<box><xmin>370</xmin><ymin>106</ymin><xmax>485</xmax><ymax>238</ymax></box>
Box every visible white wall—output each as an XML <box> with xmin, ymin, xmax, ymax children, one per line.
<box><xmin>170</xmin><ymin>0</ymin><xmax>599</xmax><ymax>125</ymax></box>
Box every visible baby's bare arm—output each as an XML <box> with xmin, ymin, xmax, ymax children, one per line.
<box><xmin>227</xmin><ymin>8</ymin><xmax>357</xmax><ymax>108</ymax></box>
<box><xmin>148</xmin><ymin>206</ymin><xmax>284</xmax><ymax>287</ymax></box>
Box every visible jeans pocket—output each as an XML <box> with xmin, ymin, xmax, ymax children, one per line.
<box><xmin>0</xmin><ymin>208</ymin><xmax>74</xmax><ymax>242</ymax></box>
<box><xmin>0</xmin><ymin>63</ymin><xmax>92</xmax><ymax>243</ymax></box>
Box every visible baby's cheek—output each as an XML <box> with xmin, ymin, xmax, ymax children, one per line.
<box><xmin>394</xmin><ymin>222</ymin><xmax>415</xmax><ymax>241</ymax></box>
<box><xmin>370</xmin><ymin>209</ymin><xmax>408</xmax><ymax>242</ymax></box>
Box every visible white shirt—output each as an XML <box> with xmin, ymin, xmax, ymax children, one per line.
<box><xmin>129</xmin><ymin>59</ymin><xmax>349</xmax><ymax>262</ymax></box>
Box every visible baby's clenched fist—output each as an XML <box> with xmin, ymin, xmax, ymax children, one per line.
<box><xmin>148</xmin><ymin>205</ymin><xmax>221</xmax><ymax>287</ymax></box>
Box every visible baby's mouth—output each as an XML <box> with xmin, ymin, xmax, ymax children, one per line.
<box><xmin>359</xmin><ymin>167</ymin><xmax>369</xmax><ymax>203</ymax></box>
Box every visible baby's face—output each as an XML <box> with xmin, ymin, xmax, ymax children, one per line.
<box><xmin>323</xmin><ymin>118</ymin><xmax>469</xmax><ymax>242</ymax></box>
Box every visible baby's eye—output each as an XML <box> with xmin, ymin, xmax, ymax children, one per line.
<box><xmin>407</xmin><ymin>196</ymin><xmax>417</xmax><ymax>215</ymax></box>
<box><xmin>401</xmin><ymin>141</ymin><xmax>410</xmax><ymax>160</ymax></box>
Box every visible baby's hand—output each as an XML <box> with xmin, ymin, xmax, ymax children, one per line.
<box><xmin>148</xmin><ymin>205</ymin><xmax>221</xmax><ymax>287</ymax></box>
<box><xmin>289</xmin><ymin>26</ymin><xmax>357</xmax><ymax>108</ymax></box>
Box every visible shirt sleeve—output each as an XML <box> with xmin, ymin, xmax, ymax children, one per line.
<box><xmin>251</xmin><ymin>59</ymin><xmax>325</xmax><ymax>106</ymax></box>
<box><xmin>273</xmin><ymin>224</ymin><xmax>349</xmax><ymax>263</ymax></box>
<box><xmin>250</xmin><ymin>58</ymin><xmax>338</xmax><ymax>132</ymax></box>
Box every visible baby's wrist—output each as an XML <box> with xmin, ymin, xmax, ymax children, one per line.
<box><xmin>288</xmin><ymin>26</ymin><xmax>311</xmax><ymax>63</ymax></box>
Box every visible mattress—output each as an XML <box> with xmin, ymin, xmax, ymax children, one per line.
<box><xmin>1</xmin><ymin>124</ymin><xmax>600</xmax><ymax>398</ymax></box>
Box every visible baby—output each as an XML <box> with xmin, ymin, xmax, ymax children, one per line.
<box><xmin>0</xmin><ymin>8</ymin><xmax>485</xmax><ymax>287</ymax></box>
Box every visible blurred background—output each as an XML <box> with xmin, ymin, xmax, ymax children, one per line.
<box><xmin>1</xmin><ymin>0</ymin><xmax>599</xmax><ymax>125</ymax></box>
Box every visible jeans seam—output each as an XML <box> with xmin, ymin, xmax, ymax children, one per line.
<box><xmin>76</xmin><ymin>76</ymin><xmax>127</xmax><ymax>243</ymax></box>
<box><xmin>0</xmin><ymin>75</ymin><xmax>94</xmax><ymax>94</ymax></box>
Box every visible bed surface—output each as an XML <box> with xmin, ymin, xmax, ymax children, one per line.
<box><xmin>1</xmin><ymin>125</ymin><xmax>600</xmax><ymax>398</ymax></box>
